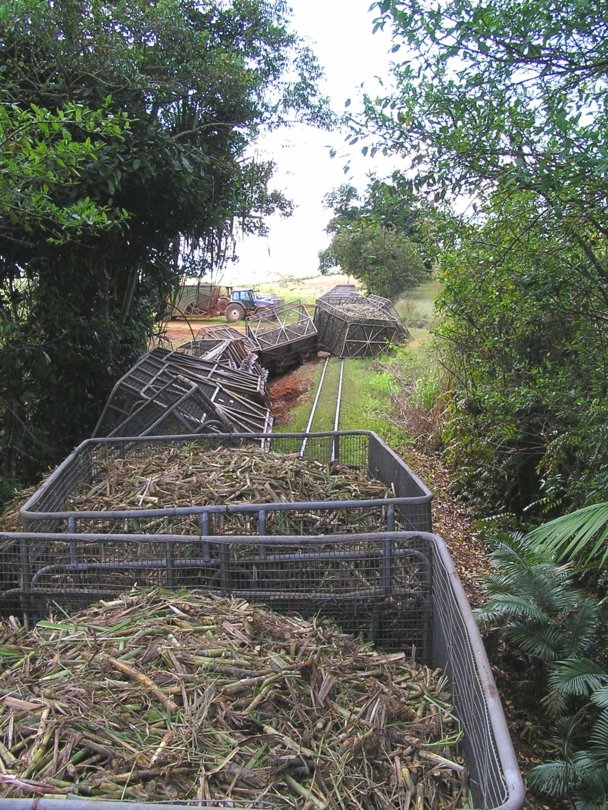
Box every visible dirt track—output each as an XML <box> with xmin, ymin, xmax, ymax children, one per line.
<box><xmin>156</xmin><ymin>318</ymin><xmax>246</xmax><ymax>348</ymax></box>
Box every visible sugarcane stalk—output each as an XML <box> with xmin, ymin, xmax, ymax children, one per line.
<box><xmin>107</xmin><ymin>656</ymin><xmax>179</xmax><ymax>713</ymax></box>
<box><xmin>0</xmin><ymin>590</ymin><xmax>465</xmax><ymax>807</ymax></box>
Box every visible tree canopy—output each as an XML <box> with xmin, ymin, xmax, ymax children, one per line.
<box><xmin>351</xmin><ymin>0</ymin><xmax>608</xmax><ymax>515</ymax></box>
<box><xmin>0</xmin><ymin>0</ymin><xmax>329</xmax><ymax>491</ymax></box>
<box><xmin>318</xmin><ymin>173</ymin><xmax>431</xmax><ymax>299</ymax></box>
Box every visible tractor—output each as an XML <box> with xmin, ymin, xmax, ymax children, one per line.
<box><xmin>224</xmin><ymin>289</ymin><xmax>275</xmax><ymax>322</ymax></box>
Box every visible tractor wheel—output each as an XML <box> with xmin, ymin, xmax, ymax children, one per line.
<box><xmin>225</xmin><ymin>302</ymin><xmax>245</xmax><ymax>322</ymax></box>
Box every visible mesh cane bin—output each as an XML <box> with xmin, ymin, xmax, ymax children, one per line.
<box><xmin>314</xmin><ymin>295</ymin><xmax>407</xmax><ymax>358</ymax></box>
<box><xmin>0</xmin><ymin>531</ymin><xmax>524</xmax><ymax>809</ymax></box>
<box><xmin>245</xmin><ymin>302</ymin><xmax>318</xmax><ymax>375</ymax></box>
<box><xmin>19</xmin><ymin>431</ymin><xmax>432</xmax><ymax>537</ymax></box>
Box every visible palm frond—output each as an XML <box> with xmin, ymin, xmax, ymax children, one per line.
<box><xmin>591</xmin><ymin>687</ymin><xmax>608</xmax><ymax>710</ymax></box>
<box><xmin>526</xmin><ymin>502</ymin><xmax>608</xmax><ymax>568</ymax></box>
<box><xmin>507</xmin><ymin>623</ymin><xmax>565</xmax><ymax>662</ymax></box>
<box><xmin>590</xmin><ymin>710</ymin><xmax>608</xmax><ymax>753</ymax></box>
<box><xmin>489</xmin><ymin>536</ymin><xmax>551</xmax><ymax>570</ymax></box>
<box><xmin>564</xmin><ymin>604</ymin><xmax>601</xmax><ymax>658</ymax></box>
<box><xmin>548</xmin><ymin>659</ymin><xmax>608</xmax><ymax>696</ymax></box>
<box><xmin>527</xmin><ymin>760</ymin><xmax>580</xmax><ymax>798</ymax></box>
<box><xmin>571</xmin><ymin>750</ymin><xmax>608</xmax><ymax>799</ymax></box>
<box><xmin>476</xmin><ymin>593</ymin><xmax>548</xmax><ymax>624</ymax></box>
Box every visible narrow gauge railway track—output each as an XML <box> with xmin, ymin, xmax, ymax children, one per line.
<box><xmin>300</xmin><ymin>356</ymin><xmax>345</xmax><ymax>458</ymax></box>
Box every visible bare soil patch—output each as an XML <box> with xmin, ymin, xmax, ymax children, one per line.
<box><xmin>268</xmin><ymin>363</ymin><xmax>316</xmax><ymax>425</ymax></box>
<box><xmin>154</xmin><ymin>319</ymin><xmax>246</xmax><ymax>349</ymax></box>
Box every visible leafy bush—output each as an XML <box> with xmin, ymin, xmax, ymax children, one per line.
<box><xmin>476</xmin><ymin>535</ymin><xmax>599</xmax><ymax>664</ymax></box>
<box><xmin>478</xmin><ymin>530</ymin><xmax>608</xmax><ymax>806</ymax></box>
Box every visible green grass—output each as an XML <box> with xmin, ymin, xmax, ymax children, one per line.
<box><xmin>339</xmin><ymin>358</ymin><xmax>405</xmax><ymax>447</ymax></box>
<box><xmin>395</xmin><ymin>280</ymin><xmax>440</xmax><ymax>324</ymax></box>
<box><xmin>254</xmin><ymin>278</ymin><xmax>318</xmax><ymax>306</ymax></box>
<box><xmin>274</xmin><ymin>359</ymin><xmax>327</xmax><ymax>433</ymax></box>
<box><xmin>274</xmin><ymin>356</ymin><xmax>404</xmax><ymax>449</ymax></box>
<box><xmin>309</xmin><ymin>359</ymin><xmax>342</xmax><ymax>432</ymax></box>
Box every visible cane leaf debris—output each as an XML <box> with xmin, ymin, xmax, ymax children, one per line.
<box><xmin>0</xmin><ymin>589</ymin><xmax>469</xmax><ymax>807</ymax></box>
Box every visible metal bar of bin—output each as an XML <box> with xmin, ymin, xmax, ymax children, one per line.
<box><xmin>21</xmin><ymin>495</ymin><xmax>431</xmax><ymax>524</ymax></box>
<box><xmin>0</xmin><ymin>802</ymin><xmax>274</xmax><ymax>810</ymax></box>
<box><xmin>421</xmin><ymin>531</ymin><xmax>526</xmax><ymax>810</ymax></box>
<box><xmin>28</xmin><ymin>545</ymin><xmax>432</xmax><ymax>585</ymax></box>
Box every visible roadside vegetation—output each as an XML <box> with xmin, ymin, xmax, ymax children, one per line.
<box><xmin>336</xmin><ymin>2</ymin><xmax>608</xmax><ymax>804</ymax></box>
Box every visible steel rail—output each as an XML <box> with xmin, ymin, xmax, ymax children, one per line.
<box><xmin>299</xmin><ymin>355</ymin><xmax>330</xmax><ymax>456</ymax></box>
<box><xmin>331</xmin><ymin>359</ymin><xmax>345</xmax><ymax>460</ymax></box>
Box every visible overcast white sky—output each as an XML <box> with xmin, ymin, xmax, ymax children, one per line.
<box><xmin>225</xmin><ymin>0</ymin><xmax>400</xmax><ymax>285</ymax></box>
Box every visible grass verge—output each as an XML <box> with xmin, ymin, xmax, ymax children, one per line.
<box><xmin>274</xmin><ymin>355</ymin><xmax>406</xmax><ymax>451</ymax></box>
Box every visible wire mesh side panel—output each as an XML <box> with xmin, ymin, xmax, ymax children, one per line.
<box><xmin>269</xmin><ymin>432</ymin><xmax>368</xmax><ymax>466</ymax></box>
<box><xmin>341</xmin><ymin>321</ymin><xmax>403</xmax><ymax>357</ymax></box>
<box><xmin>316</xmin><ymin>284</ymin><xmax>357</xmax><ymax>305</ymax></box>
<box><xmin>313</xmin><ymin>303</ymin><xmax>348</xmax><ymax>356</ymax></box>
<box><xmin>431</xmin><ymin>539</ymin><xmax>512</xmax><ymax>810</ymax></box>
<box><xmin>0</xmin><ymin>535</ymin><xmax>22</xmax><ymax>614</ymax></box>
<box><xmin>366</xmin><ymin>295</ymin><xmax>410</xmax><ymax>341</ymax></box>
<box><xmin>246</xmin><ymin>303</ymin><xmax>316</xmax><ymax>351</ymax></box>
<box><xmin>367</xmin><ymin>433</ymin><xmax>432</xmax><ymax>531</ymax></box>
<box><xmin>107</xmin><ymin>383</ymin><xmax>226</xmax><ymax>438</ymax></box>
<box><xmin>314</xmin><ymin>297</ymin><xmax>407</xmax><ymax>358</ymax></box>
<box><xmin>7</xmin><ymin>533</ymin><xmax>433</xmax><ymax>658</ymax></box>
<box><xmin>21</xmin><ymin>444</ymin><xmax>98</xmax><ymax>531</ymax></box>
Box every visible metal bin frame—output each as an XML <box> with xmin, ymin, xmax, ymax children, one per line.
<box><xmin>0</xmin><ymin>531</ymin><xmax>525</xmax><ymax>810</ymax></box>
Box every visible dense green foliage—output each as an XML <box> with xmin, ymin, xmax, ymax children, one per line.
<box><xmin>478</xmin><ymin>532</ymin><xmax>608</xmax><ymax>805</ymax></box>
<box><xmin>476</xmin><ymin>536</ymin><xmax>600</xmax><ymax>665</ymax></box>
<box><xmin>358</xmin><ymin>9</ymin><xmax>608</xmax><ymax>798</ymax></box>
<box><xmin>359</xmin><ymin>0</ymin><xmax>608</xmax><ymax>515</ymax></box>
<box><xmin>0</xmin><ymin>0</ymin><xmax>328</xmax><ymax>492</ymax></box>
<box><xmin>318</xmin><ymin>174</ymin><xmax>431</xmax><ymax>299</ymax></box>
<box><xmin>434</xmin><ymin>191</ymin><xmax>608</xmax><ymax>513</ymax></box>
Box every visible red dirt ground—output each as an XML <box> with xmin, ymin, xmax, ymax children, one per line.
<box><xmin>268</xmin><ymin>363</ymin><xmax>316</xmax><ymax>425</ymax></box>
<box><xmin>156</xmin><ymin>319</ymin><xmax>246</xmax><ymax>348</ymax></box>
